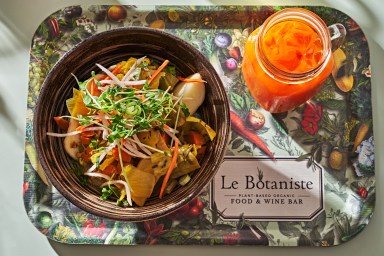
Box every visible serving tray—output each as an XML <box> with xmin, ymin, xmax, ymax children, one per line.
<box><xmin>24</xmin><ymin>5</ymin><xmax>375</xmax><ymax>246</ymax></box>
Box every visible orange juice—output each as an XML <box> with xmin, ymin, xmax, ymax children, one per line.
<box><xmin>242</xmin><ymin>8</ymin><xmax>343</xmax><ymax>113</ymax></box>
<box><xmin>262</xmin><ymin>20</ymin><xmax>324</xmax><ymax>73</ymax></box>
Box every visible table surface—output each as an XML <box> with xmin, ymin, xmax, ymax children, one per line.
<box><xmin>1</xmin><ymin>0</ymin><xmax>383</xmax><ymax>255</ymax></box>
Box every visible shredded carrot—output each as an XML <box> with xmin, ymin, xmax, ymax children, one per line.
<box><xmin>163</xmin><ymin>124</ymin><xmax>172</xmax><ymax>131</ymax></box>
<box><xmin>159</xmin><ymin>138</ymin><xmax>179</xmax><ymax>199</ymax></box>
<box><xmin>90</xmin><ymin>79</ymin><xmax>96</xmax><ymax>95</ymax></box>
<box><xmin>177</xmin><ymin>76</ymin><xmax>207</xmax><ymax>83</ymax></box>
<box><xmin>53</xmin><ymin>116</ymin><xmax>69</xmax><ymax>130</ymax></box>
<box><xmin>112</xmin><ymin>65</ymin><xmax>123</xmax><ymax>74</ymax></box>
<box><xmin>81</xmin><ymin>130</ymin><xmax>95</xmax><ymax>138</ymax></box>
<box><xmin>89</xmin><ymin>79</ymin><xmax>101</xmax><ymax>96</ymax></box>
<box><xmin>148</xmin><ymin>59</ymin><xmax>170</xmax><ymax>85</ymax></box>
<box><xmin>105</xmin><ymin>64</ymin><xmax>123</xmax><ymax>80</ymax></box>
<box><xmin>75</xmin><ymin>125</ymin><xmax>86</xmax><ymax>131</ymax></box>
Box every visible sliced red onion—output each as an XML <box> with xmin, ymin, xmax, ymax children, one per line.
<box><xmin>98</xmin><ymin>80</ymin><xmax>117</xmax><ymax>85</ymax></box>
<box><xmin>84</xmin><ymin>172</ymin><xmax>111</xmax><ymax>181</ymax></box>
<box><xmin>163</xmin><ymin>128</ymin><xmax>181</xmax><ymax>145</ymax></box>
<box><xmin>99</xmin><ymin>79</ymin><xmax>147</xmax><ymax>86</ymax></box>
<box><xmin>47</xmin><ymin>126</ymin><xmax>107</xmax><ymax>138</ymax></box>
<box><xmin>90</xmin><ymin>113</ymin><xmax>111</xmax><ymax>140</ymax></box>
<box><xmin>82</xmin><ymin>126</ymin><xmax>108</xmax><ymax>140</ymax></box>
<box><xmin>124</xmin><ymin>80</ymin><xmax>147</xmax><ymax>86</ymax></box>
<box><xmin>46</xmin><ymin>130</ymin><xmax>81</xmax><ymax>137</ymax></box>
<box><xmin>163</xmin><ymin>124</ymin><xmax>179</xmax><ymax>134</ymax></box>
<box><xmin>132</xmin><ymin>134</ymin><xmax>152</xmax><ymax>155</ymax></box>
<box><xmin>126</xmin><ymin>138</ymin><xmax>137</xmax><ymax>150</ymax></box>
<box><xmin>122</xmin><ymin>140</ymin><xmax>150</xmax><ymax>158</ymax></box>
<box><xmin>89</xmin><ymin>114</ymin><xmax>111</xmax><ymax>120</ymax></box>
<box><xmin>86</xmin><ymin>140</ymin><xmax>117</xmax><ymax>173</ymax></box>
<box><xmin>98</xmin><ymin>85</ymin><xmax>111</xmax><ymax>91</ymax></box>
<box><xmin>101</xmin><ymin>118</ymin><xmax>110</xmax><ymax>140</ymax></box>
<box><xmin>96</xmin><ymin>63</ymin><xmax>124</xmax><ymax>87</ymax></box>
<box><xmin>81</xmin><ymin>126</ymin><xmax>106</xmax><ymax>132</ymax></box>
<box><xmin>120</xmin><ymin>146</ymin><xmax>141</xmax><ymax>159</ymax></box>
<box><xmin>108</xmin><ymin>64</ymin><xmax>116</xmax><ymax>71</ymax></box>
<box><xmin>122</xmin><ymin>56</ymin><xmax>147</xmax><ymax>81</ymax></box>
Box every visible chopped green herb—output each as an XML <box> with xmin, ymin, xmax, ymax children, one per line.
<box><xmin>100</xmin><ymin>186</ymin><xmax>119</xmax><ymax>200</ymax></box>
<box><xmin>166</xmin><ymin>65</ymin><xmax>176</xmax><ymax>76</ymax></box>
<box><xmin>180</xmin><ymin>102</ymin><xmax>190</xmax><ymax>117</ymax></box>
<box><xmin>72</xmin><ymin>164</ymin><xmax>89</xmax><ymax>185</ymax></box>
<box><xmin>79</xmin><ymin>85</ymin><xmax>181</xmax><ymax>142</ymax></box>
<box><xmin>83</xmin><ymin>94</ymin><xmax>92</xmax><ymax>106</ymax></box>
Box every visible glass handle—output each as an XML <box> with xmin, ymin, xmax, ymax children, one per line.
<box><xmin>328</xmin><ymin>23</ymin><xmax>347</xmax><ymax>51</ymax></box>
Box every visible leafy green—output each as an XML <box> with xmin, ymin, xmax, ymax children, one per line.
<box><xmin>77</xmin><ymin>115</ymin><xmax>93</xmax><ymax>126</ymax></box>
<box><xmin>74</xmin><ymin>84</ymin><xmax>181</xmax><ymax>143</ymax></box>
<box><xmin>72</xmin><ymin>164</ymin><xmax>89</xmax><ymax>185</ymax></box>
<box><xmin>166</xmin><ymin>65</ymin><xmax>176</xmax><ymax>76</ymax></box>
<box><xmin>179</xmin><ymin>102</ymin><xmax>190</xmax><ymax>117</ymax></box>
<box><xmin>320</xmin><ymin>99</ymin><xmax>345</xmax><ymax>111</ymax></box>
<box><xmin>100</xmin><ymin>186</ymin><xmax>119</xmax><ymax>200</ymax></box>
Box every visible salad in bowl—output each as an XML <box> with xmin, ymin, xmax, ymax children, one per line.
<box><xmin>48</xmin><ymin>56</ymin><xmax>216</xmax><ymax>207</ymax></box>
<box><xmin>33</xmin><ymin>27</ymin><xmax>230</xmax><ymax>221</ymax></box>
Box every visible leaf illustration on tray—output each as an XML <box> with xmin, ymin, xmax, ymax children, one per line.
<box><xmin>311</xmin><ymin>211</ymin><xmax>327</xmax><ymax>230</ymax></box>
<box><xmin>244</xmin><ymin>95</ymin><xmax>251</xmax><ymax>112</ymax></box>
<box><xmin>301</xmin><ymin>136</ymin><xmax>321</xmax><ymax>145</ymax></box>
<box><xmin>162</xmin><ymin>229</ymin><xmax>185</xmax><ymax>245</ymax></box>
<box><xmin>51</xmin><ymin>196</ymin><xmax>68</xmax><ymax>208</ymax></box>
<box><xmin>298</xmin><ymin>234</ymin><xmax>312</xmax><ymax>246</ymax></box>
<box><xmin>314</xmin><ymin>146</ymin><xmax>322</xmax><ymax>163</ymax></box>
<box><xmin>309</xmin><ymin>228</ymin><xmax>322</xmax><ymax>244</ymax></box>
<box><xmin>231</xmin><ymin>138</ymin><xmax>244</xmax><ymax>149</ymax></box>
<box><xmin>108</xmin><ymin>223</ymin><xmax>137</xmax><ymax>245</ymax></box>
<box><xmin>214</xmin><ymin>224</ymin><xmax>236</xmax><ymax>231</ymax></box>
<box><xmin>239</xmin><ymin>144</ymin><xmax>253</xmax><ymax>154</ymax></box>
<box><xmin>210</xmin><ymin>201</ymin><xmax>221</xmax><ymax>226</ymax></box>
<box><xmin>271</xmin><ymin>115</ymin><xmax>288</xmax><ymax>135</ymax></box>
<box><xmin>358</xmin><ymin>193</ymin><xmax>375</xmax><ymax>221</ymax></box>
<box><xmin>319</xmin><ymin>99</ymin><xmax>346</xmax><ymax>110</ymax></box>
<box><xmin>229</xmin><ymin>92</ymin><xmax>245</xmax><ymax>110</ymax></box>
<box><xmin>256</xmin><ymin>222</ymin><xmax>270</xmax><ymax>233</ymax></box>
<box><xmin>277</xmin><ymin>222</ymin><xmax>302</xmax><ymax>238</ymax></box>
<box><xmin>349</xmin><ymin>80</ymin><xmax>372</xmax><ymax>122</ymax></box>
<box><xmin>52</xmin><ymin>223</ymin><xmax>77</xmax><ymax>243</ymax></box>
<box><xmin>254</xmin><ymin>126</ymin><xmax>269</xmax><ymax>135</ymax></box>
<box><xmin>322</xmin><ymin>229</ymin><xmax>335</xmax><ymax>246</ymax></box>
<box><xmin>296</xmin><ymin>153</ymin><xmax>311</xmax><ymax>162</ymax></box>
<box><xmin>271</xmin><ymin>135</ymin><xmax>299</xmax><ymax>156</ymax></box>
<box><xmin>236</xmin><ymin>213</ymin><xmax>246</xmax><ymax>230</ymax></box>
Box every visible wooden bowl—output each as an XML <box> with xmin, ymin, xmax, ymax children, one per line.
<box><xmin>34</xmin><ymin>27</ymin><xmax>230</xmax><ymax>221</ymax></box>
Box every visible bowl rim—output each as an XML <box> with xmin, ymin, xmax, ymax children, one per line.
<box><xmin>33</xmin><ymin>26</ymin><xmax>231</xmax><ymax>221</ymax></box>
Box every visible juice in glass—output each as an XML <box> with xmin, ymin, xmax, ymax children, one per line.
<box><xmin>242</xmin><ymin>8</ymin><xmax>346</xmax><ymax>113</ymax></box>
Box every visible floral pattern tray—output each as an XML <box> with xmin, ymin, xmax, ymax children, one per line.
<box><xmin>24</xmin><ymin>5</ymin><xmax>374</xmax><ymax>246</ymax></box>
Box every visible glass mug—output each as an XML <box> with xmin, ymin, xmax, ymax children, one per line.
<box><xmin>242</xmin><ymin>8</ymin><xmax>346</xmax><ymax>113</ymax></box>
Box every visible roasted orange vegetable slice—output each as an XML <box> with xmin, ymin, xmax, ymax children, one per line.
<box><xmin>66</xmin><ymin>88</ymin><xmax>89</xmax><ymax>117</ymax></box>
<box><xmin>123</xmin><ymin>164</ymin><xmax>156</xmax><ymax>205</ymax></box>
